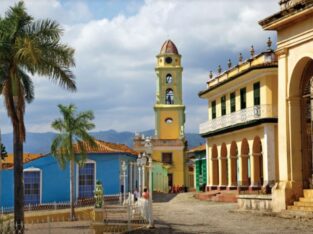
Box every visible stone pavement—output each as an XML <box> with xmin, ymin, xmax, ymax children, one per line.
<box><xmin>132</xmin><ymin>192</ymin><xmax>313</xmax><ymax>234</ymax></box>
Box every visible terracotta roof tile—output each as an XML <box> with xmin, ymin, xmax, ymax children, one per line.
<box><xmin>73</xmin><ymin>139</ymin><xmax>138</xmax><ymax>156</ymax></box>
<box><xmin>187</xmin><ymin>144</ymin><xmax>206</xmax><ymax>153</ymax></box>
<box><xmin>1</xmin><ymin>140</ymin><xmax>138</xmax><ymax>169</ymax></box>
<box><xmin>160</xmin><ymin>40</ymin><xmax>179</xmax><ymax>54</ymax></box>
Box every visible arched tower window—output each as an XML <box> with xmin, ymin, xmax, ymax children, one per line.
<box><xmin>166</xmin><ymin>88</ymin><xmax>174</xmax><ymax>104</ymax></box>
<box><xmin>166</xmin><ymin>74</ymin><xmax>173</xmax><ymax>84</ymax></box>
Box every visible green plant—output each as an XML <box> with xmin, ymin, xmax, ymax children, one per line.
<box><xmin>94</xmin><ymin>180</ymin><xmax>104</xmax><ymax>208</ymax></box>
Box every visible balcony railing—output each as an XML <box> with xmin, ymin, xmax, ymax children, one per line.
<box><xmin>199</xmin><ymin>105</ymin><xmax>277</xmax><ymax>135</ymax></box>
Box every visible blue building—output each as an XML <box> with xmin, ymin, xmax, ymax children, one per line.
<box><xmin>0</xmin><ymin>140</ymin><xmax>138</xmax><ymax>207</ymax></box>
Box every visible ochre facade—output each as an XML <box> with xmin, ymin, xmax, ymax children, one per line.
<box><xmin>260</xmin><ymin>0</ymin><xmax>313</xmax><ymax>212</ymax></box>
<box><xmin>199</xmin><ymin>50</ymin><xmax>279</xmax><ymax>192</ymax></box>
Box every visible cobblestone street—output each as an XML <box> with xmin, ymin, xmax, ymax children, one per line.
<box><xmin>133</xmin><ymin>193</ymin><xmax>313</xmax><ymax>234</ymax></box>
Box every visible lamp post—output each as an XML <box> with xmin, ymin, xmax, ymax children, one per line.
<box><xmin>144</xmin><ymin>137</ymin><xmax>154</xmax><ymax>228</ymax></box>
<box><xmin>129</xmin><ymin>162</ymin><xmax>133</xmax><ymax>193</ymax></box>
<box><xmin>121</xmin><ymin>160</ymin><xmax>127</xmax><ymax>204</ymax></box>
<box><xmin>136</xmin><ymin>154</ymin><xmax>142</xmax><ymax>197</ymax></box>
<box><xmin>141</xmin><ymin>155</ymin><xmax>147</xmax><ymax>192</ymax></box>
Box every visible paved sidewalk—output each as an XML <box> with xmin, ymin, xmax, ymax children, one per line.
<box><xmin>132</xmin><ymin>192</ymin><xmax>313</xmax><ymax>234</ymax></box>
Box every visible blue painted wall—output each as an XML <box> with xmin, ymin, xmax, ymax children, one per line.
<box><xmin>0</xmin><ymin>153</ymin><xmax>137</xmax><ymax>207</ymax></box>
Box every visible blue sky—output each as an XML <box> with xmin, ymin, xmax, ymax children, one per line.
<box><xmin>0</xmin><ymin>0</ymin><xmax>280</xmax><ymax>134</ymax></box>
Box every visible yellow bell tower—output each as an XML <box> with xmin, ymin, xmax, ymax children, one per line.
<box><xmin>152</xmin><ymin>40</ymin><xmax>186</xmax><ymax>189</ymax></box>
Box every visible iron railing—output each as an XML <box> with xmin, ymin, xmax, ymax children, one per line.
<box><xmin>199</xmin><ymin>105</ymin><xmax>277</xmax><ymax>135</ymax></box>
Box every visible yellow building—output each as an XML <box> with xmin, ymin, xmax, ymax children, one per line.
<box><xmin>134</xmin><ymin>40</ymin><xmax>186</xmax><ymax>190</ymax></box>
<box><xmin>259</xmin><ymin>0</ymin><xmax>313</xmax><ymax>212</ymax></box>
<box><xmin>199</xmin><ymin>45</ymin><xmax>278</xmax><ymax>192</ymax></box>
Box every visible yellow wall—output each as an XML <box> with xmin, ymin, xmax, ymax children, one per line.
<box><xmin>158</xmin><ymin>109</ymin><xmax>180</xmax><ymax>139</ymax></box>
<box><xmin>207</xmin><ymin>72</ymin><xmax>277</xmax><ymax>120</ymax></box>
<box><xmin>153</xmin><ymin>149</ymin><xmax>185</xmax><ymax>186</ymax></box>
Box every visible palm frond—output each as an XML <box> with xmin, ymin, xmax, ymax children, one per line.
<box><xmin>51</xmin><ymin>118</ymin><xmax>65</xmax><ymax>132</ymax></box>
<box><xmin>17</xmin><ymin>68</ymin><xmax>34</xmax><ymax>103</ymax></box>
<box><xmin>76</xmin><ymin>139</ymin><xmax>88</xmax><ymax>166</ymax></box>
<box><xmin>26</xmin><ymin>19</ymin><xmax>62</xmax><ymax>42</ymax></box>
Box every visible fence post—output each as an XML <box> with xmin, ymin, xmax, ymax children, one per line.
<box><xmin>127</xmin><ymin>192</ymin><xmax>131</xmax><ymax>231</ymax></box>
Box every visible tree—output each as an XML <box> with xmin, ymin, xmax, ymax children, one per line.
<box><xmin>51</xmin><ymin>104</ymin><xmax>97</xmax><ymax>221</ymax></box>
<box><xmin>0</xmin><ymin>2</ymin><xmax>76</xmax><ymax>231</ymax></box>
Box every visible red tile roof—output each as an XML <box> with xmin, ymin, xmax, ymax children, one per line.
<box><xmin>160</xmin><ymin>40</ymin><xmax>179</xmax><ymax>54</ymax></box>
<box><xmin>73</xmin><ymin>139</ymin><xmax>138</xmax><ymax>156</ymax></box>
<box><xmin>187</xmin><ymin>144</ymin><xmax>206</xmax><ymax>153</ymax></box>
<box><xmin>2</xmin><ymin>153</ymin><xmax>44</xmax><ymax>169</ymax></box>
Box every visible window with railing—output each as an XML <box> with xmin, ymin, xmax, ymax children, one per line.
<box><xmin>24</xmin><ymin>170</ymin><xmax>40</xmax><ymax>205</ymax></box>
<box><xmin>230</xmin><ymin>92</ymin><xmax>236</xmax><ymax>113</ymax></box>
<box><xmin>211</xmin><ymin>100</ymin><xmax>216</xmax><ymax>119</ymax></box>
<box><xmin>221</xmin><ymin>96</ymin><xmax>226</xmax><ymax>116</ymax></box>
<box><xmin>240</xmin><ymin>88</ymin><xmax>246</xmax><ymax>110</ymax></box>
<box><xmin>162</xmin><ymin>153</ymin><xmax>173</xmax><ymax>164</ymax></box>
<box><xmin>78</xmin><ymin>163</ymin><xmax>95</xmax><ymax>199</ymax></box>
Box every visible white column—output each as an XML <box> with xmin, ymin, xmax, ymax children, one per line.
<box><xmin>142</xmin><ymin>166</ymin><xmax>145</xmax><ymax>191</ymax></box>
<box><xmin>206</xmin><ymin>140</ymin><xmax>211</xmax><ymax>188</ymax></box>
<box><xmin>129</xmin><ymin>162</ymin><xmax>133</xmax><ymax>193</ymax></box>
<box><xmin>138</xmin><ymin>166</ymin><xmax>142</xmax><ymax>197</ymax></box>
<box><xmin>263</xmin><ymin>124</ymin><xmax>276</xmax><ymax>186</ymax></box>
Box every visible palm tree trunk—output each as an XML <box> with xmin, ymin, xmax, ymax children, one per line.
<box><xmin>13</xmin><ymin>124</ymin><xmax>24</xmax><ymax>233</ymax></box>
<box><xmin>70</xmin><ymin>158</ymin><xmax>76</xmax><ymax>221</ymax></box>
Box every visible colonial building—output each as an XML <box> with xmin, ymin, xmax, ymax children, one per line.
<box><xmin>0</xmin><ymin>140</ymin><xmax>138</xmax><ymax>207</ymax></box>
<box><xmin>260</xmin><ymin>0</ymin><xmax>313</xmax><ymax>212</ymax></box>
<box><xmin>134</xmin><ymin>40</ymin><xmax>187</xmax><ymax>191</ymax></box>
<box><xmin>199</xmin><ymin>44</ymin><xmax>278</xmax><ymax>192</ymax></box>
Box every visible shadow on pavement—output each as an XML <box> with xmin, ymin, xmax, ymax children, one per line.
<box><xmin>152</xmin><ymin>192</ymin><xmax>178</xmax><ymax>203</ymax></box>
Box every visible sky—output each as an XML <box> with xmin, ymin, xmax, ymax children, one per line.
<box><xmin>0</xmin><ymin>0</ymin><xmax>280</xmax><ymax>134</ymax></box>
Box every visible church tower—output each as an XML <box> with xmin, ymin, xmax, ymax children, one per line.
<box><xmin>153</xmin><ymin>40</ymin><xmax>186</xmax><ymax>188</ymax></box>
<box><xmin>154</xmin><ymin>40</ymin><xmax>185</xmax><ymax>139</ymax></box>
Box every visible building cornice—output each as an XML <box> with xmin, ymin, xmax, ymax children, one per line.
<box><xmin>259</xmin><ymin>1</ymin><xmax>313</xmax><ymax>30</ymax></box>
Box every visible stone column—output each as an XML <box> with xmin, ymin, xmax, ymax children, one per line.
<box><xmin>206</xmin><ymin>141</ymin><xmax>210</xmax><ymax>190</ymax></box>
<box><xmin>228</xmin><ymin>155</ymin><xmax>238</xmax><ymax>189</ymax></box>
<box><xmin>262</xmin><ymin>125</ymin><xmax>276</xmax><ymax>188</ymax></box>
<box><xmin>239</xmin><ymin>154</ymin><xmax>249</xmax><ymax>188</ymax></box>
<box><xmin>219</xmin><ymin>156</ymin><xmax>227</xmax><ymax>189</ymax></box>
<box><xmin>207</xmin><ymin>147</ymin><xmax>217</xmax><ymax>190</ymax></box>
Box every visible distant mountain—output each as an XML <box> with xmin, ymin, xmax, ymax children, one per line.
<box><xmin>1</xmin><ymin>130</ymin><xmax>204</xmax><ymax>154</ymax></box>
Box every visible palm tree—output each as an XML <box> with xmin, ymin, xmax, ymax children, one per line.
<box><xmin>51</xmin><ymin>104</ymin><xmax>97</xmax><ymax>221</ymax></box>
<box><xmin>0</xmin><ymin>2</ymin><xmax>76</xmax><ymax>230</ymax></box>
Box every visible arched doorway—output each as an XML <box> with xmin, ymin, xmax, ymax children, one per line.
<box><xmin>240</xmin><ymin>138</ymin><xmax>250</xmax><ymax>187</ymax></box>
<box><xmin>229</xmin><ymin>141</ymin><xmax>238</xmax><ymax>188</ymax></box>
<box><xmin>300</xmin><ymin>60</ymin><xmax>313</xmax><ymax>189</ymax></box>
<box><xmin>212</xmin><ymin>144</ymin><xmax>219</xmax><ymax>187</ymax></box>
<box><xmin>252</xmin><ymin>136</ymin><xmax>263</xmax><ymax>187</ymax></box>
<box><xmin>220</xmin><ymin>143</ymin><xmax>228</xmax><ymax>187</ymax></box>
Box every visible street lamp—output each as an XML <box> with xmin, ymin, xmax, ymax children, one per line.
<box><xmin>144</xmin><ymin>137</ymin><xmax>154</xmax><ymax>228</ymax></box>
<box><xmin>121</xmin><ymin>160</ymin><xmax>127</xmax><ymax>204</ymax></box>
<box><xmin>136</xmin><ymin>154</ymin><xmax>142</xmax><ymax>197</ymax></box>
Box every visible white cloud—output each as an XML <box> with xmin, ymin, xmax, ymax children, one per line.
<box><xmin>0</xmin><ymin>0</ymin><xmax>280</xmax><ymax>134</ymax></box>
